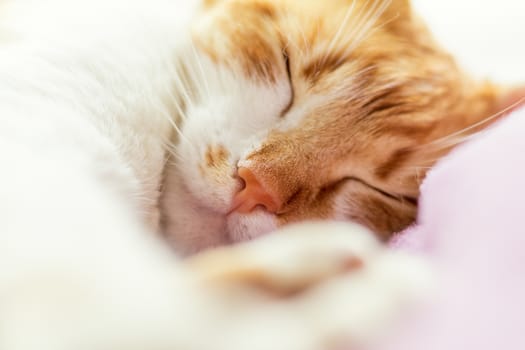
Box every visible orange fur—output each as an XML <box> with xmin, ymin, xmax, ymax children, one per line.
<box><xmin>193</xmin><ymin>0</ymin><xmax>521</xmax><ymax>238</ymax></box>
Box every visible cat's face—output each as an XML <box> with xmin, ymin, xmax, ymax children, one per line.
<box><xmin>161</xmin><ymin>0</ymin><xmax>506</xmax><ymax>254</ymax></box>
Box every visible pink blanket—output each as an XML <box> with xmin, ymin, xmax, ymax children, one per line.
<box><xmin>374</xmin><ymin>106</ymin><xmax>525</xmax><ymax>349</ymax></box>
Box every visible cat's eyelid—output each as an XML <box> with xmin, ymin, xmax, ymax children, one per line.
<box><xmin>280</xmin><ymin>48</ymin><xmax>294</xmax><ymax>118</ymax></box>
<box><xmin>283</xmin><ymin>48</ymin><xmax>292</xmax><ymax>80</ymax></box>
<box><xmin>336</xmin><ymin>177</ymin><xmax>418</xmax><ymax>206</ymax></box>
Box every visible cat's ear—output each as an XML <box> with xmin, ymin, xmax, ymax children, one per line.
<box><xmin>494</xmin><ymin>86</ymin><xmax>525</xmax><ymax>115</ymax></box>
<box><xmin>469</xmin><ymin>84</ymin><xmax>525</xmax><ymax>127</ymax></box>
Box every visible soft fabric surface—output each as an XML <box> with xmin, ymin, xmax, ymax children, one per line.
<box><xmin>375</xmin><ymin>106</ymin><xmax>525</xmax><ymax>349</ymax></box>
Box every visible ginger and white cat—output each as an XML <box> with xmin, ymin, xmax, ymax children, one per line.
<box><xmin>0</xmin><ymin>0</ymin><xmax>519</xmax><ymax>349</ymax></box>
<box><xmin>161</xmin><ymin>0</ymin><xmax>522</xmax><ymax>253</ymax></box>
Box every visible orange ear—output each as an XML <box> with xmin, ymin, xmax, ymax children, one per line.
<box><xmin>495</xmin><ymin>86</ymin><xmax>525</xmax><ymax>115</ymax></box>
<box><xmin>469</xmin><ymin>84</ymin><xmax>525</xmax><ymax>129</ymax></box>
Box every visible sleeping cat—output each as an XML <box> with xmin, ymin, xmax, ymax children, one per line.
<box><xmin>0</xmin><ymin>0</ymin><xmax>430</xmax><ymax>349</ymax></box>
<box><xmin>0</xmin><ymin>0</ymin><xmax>518</xmax><ymax>349</ymax></box>
<box><xmin>161</xmin><ymin>0</ymin><xmax>523</xmax><ymax>254</ymax></box>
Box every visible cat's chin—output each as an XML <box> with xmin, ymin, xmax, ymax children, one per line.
<box><xmin>163</xmin><ymin>208</ymin><xmax>277</xmax><ymax>256</ymax></box>
<box><xmin>226</xmin><ymin>209</ymin><xmax>277</xmax><ymax>244</ymax></box>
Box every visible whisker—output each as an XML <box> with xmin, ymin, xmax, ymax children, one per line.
<box><xmin>339</xmin><ymin>11</ymin><xmax>399</xmax><ymax>67</ymax></box>
<box><xmin>342</xmin><ymin>0</ymin><xmax>391</xmax><ymax>59</ymax></box>
<box><xmin>160</xmin><ymin>104</ymin><xmax>195</xmax><ymax>152</ymax></box>
<box><xmin>417</xmin><ymin>96</ymin><xmax>525</xmax><ymax>152</ymax></box>
<box><xmin>166</xmin><ymin>149</ymin><xmax>185</xmax><ymax>165</ymax></box>
<box><xmin>190</xmin><ymin>42</ymin><xmax>211</xmax><ymax>101</ymax></box>
<box><xmin>293</xmin><ymin>16</ymin><xmax>310</xmax><ymax>57</ymax></box>
<box><xmin>162</xmin><ymin>152</ymin><xmax>187</xmax><ymax>178</ymax></box>
<box><xmin>162</xmin><ymin>68</ymin><xmax>187</xmax><ymax>122</ymax></box>
<box><xmin>162</xmin><ymin>64</ymin><xmax>197</xmax><ymax>150</ymax></box>
<box><xmin>338</xmin><ymin>0</ymin><xmax>374</xmax><ymax>51</ymax></box>
<box><xmin>319</xmin><ymin>0</ymin><xmax>357</xmax><ymax>68</ymax></box>
<box><xmin>173</xmin><ymin>60</ymin><xmax>193</xmax><ymax>110</ymax></box>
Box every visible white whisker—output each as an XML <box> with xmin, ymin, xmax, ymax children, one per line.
<box><xmin>172</xmin><ymin>60</ymin><xmax>193</xmax><ymax>109</ymax></box>
<box><xmin>342</xmin><ymin>0</ymin><xmax>391</xmax><ymax>60</ymax></box>
<box><xmin>190</xmin><ymin>43</ymin><xmax>211</xmax><ymax>101</ymax></box>
<box><xmin>319</xmin><ymin>0</ymin><xmax>357</xmax><ymax>68</ymax></box>
<box><xmin>293</xmin><ymin>16</ymin><xmax>309</xmax><ymax>57</ymax></box>
<box><xmin>160</xmin><ymin>102</ymin><xmax>195</xmax><ymax>152</ymax></box>
<box><xmin>339</xmin><ymin>11</ymin><xmax>399</xmax><ymax>66</ymax></box>
<box><xmin>418</xmin><ymin>96</ymin><xmax>525</xmax><ymax>152</ymax></box>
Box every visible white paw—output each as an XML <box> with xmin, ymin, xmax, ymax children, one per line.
<box><xmin>0</xmin><ymin>222</ymin><xmax>431</xmax><ymax>350</ymax></box>
<box><xmin>185</xmin><ymin>221</ymin><xmax>433</xmax><ymax>350</ymax></box>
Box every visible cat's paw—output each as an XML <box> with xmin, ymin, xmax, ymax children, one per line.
<box><xmin>184</xmin><ymin>221</ymin><xmax>433</xmax><ymax>350</ymax></box>
<box><xmin>186</xmin><ymin>221</ymin><xmax>375</xmax><ymax>296</ymax></box>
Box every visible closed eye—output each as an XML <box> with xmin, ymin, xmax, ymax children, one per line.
<box><xmin>280</xmin><ymin>48</ymin><xmax>294</xmax><ymax>117</ymax></box>
<box><xmin>325</xmin><ymin>177</ymin><xmax>418</xmax><ymax>206</ymax></box>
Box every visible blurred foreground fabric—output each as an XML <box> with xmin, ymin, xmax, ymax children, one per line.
<box><xmin>375</xmin><ymin>105</ymin><xmax>525</xmax><ymax>349</ymax></box>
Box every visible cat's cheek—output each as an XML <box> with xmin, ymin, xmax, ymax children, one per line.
<box><xmin>160</xmin><ymin>166</ymin><xmax>230</xmax><ymax>255</ymax></box>
<box><xmin>226</xmin><ymin>210</ymin><xmax>277</xmax><ymax>243</ymax></box>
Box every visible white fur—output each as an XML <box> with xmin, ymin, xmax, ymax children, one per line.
<box><xmin>0</xmin><ymin>0</ymin><xmax>200</xmax><ymax>348</ymax></box>
<box><xmin>162</xmin><ymin>0</ymin><xmax>525</xmax><ymax>254</ymax></box>
<box><xmin>412</xmin><ymin>0</ymin><xmax>525</xmax><ymax>84</ymax></box>
<box><xmin>161</xmin><ymin>51</ymin><xmax>293</xmax><ymax>254</ymax></box>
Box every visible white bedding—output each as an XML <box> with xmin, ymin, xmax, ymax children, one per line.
<box><xmin>412</xmin><ymin>0</ymin><xmax>525</xmax><ymax>84</ymax></box>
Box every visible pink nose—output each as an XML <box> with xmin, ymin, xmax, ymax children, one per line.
<box><xmin>230</xmin><ymin>167</ymin><xmax>280</xmax><ymax>214</ymax></box>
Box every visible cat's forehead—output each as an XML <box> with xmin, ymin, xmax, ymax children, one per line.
<box><xmin>190</xmin><ymin>0</ymin><xmax>429</xmax><ymax>145</ymax></box>
<box><xmin>192</xmin><ymin>0</ymin><xmax>283</xmax><ymax>82</ymax></box>
<box><xmin>197</xmin><ymin>0</ymin><xmax>411</xmax><ymax>36</ymax></box>
<box><xmin>193</xmin><ymin>0</ymin><xmax>417</xmax><ymax>86</ymax></box>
